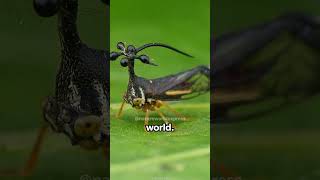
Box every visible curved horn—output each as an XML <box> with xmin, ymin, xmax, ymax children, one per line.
<box><xmin>135</xmin><ymin>43</ymin><xmax>194</xmax><ymax>58</ymax></box>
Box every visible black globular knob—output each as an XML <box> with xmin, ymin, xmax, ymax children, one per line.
<box><xmin>110</xmin><ymin>52</ymin><xmax>120</xmax><ymax>61</ymax></box>
<box><xmin>127</xmin><ymin>45</ymin><xmax>136</xmax><ymax>54</ymax></box>
<box><xmin>117</xmin><ymin>42</ymin><xmax>125</xmax><ymax>51</ymax></box>
<box><xmin>139</xmin><ymin>55</ymin><xmax>150</xmax><ymax>64</ymax></box>
<box><xmin>33</xmin><ymin>0</ymin><xmax>60</xmax><ymax>17</ymax></box>
<box><xmin>101</xmin><ymin>0</ymin><xmax>110</xmax><ymax>5</ymax></box>
<box><xmin>120</xmin><ymin>59</ymin><xmax>128</xmax><ymax>67</ymax></box>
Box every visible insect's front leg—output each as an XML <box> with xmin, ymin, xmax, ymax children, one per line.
<box><xmin>0</xmin><ymin>97</ymin><xmax>54</xmax><ymax>176</ymax></box>
<box><xmin>17</xmin><ymin>97</ymin><xmax>55</xmax><ymax>176</ymax></box>
<box><xmin>116</xmin><ymin>93</ymin><xmax>127</xmax><ymax>118</ymax></box>
<box><xmin>116</xmin><ymin>100</ymin><xmax>126</xmax><ymax>118</ymax></box>
<box><xmin>0</xmin><ymin>123</ymin><xmax>49</xmax><ymax>177</ymax></box>
<box><xmin>20</xmin><ymin>124</ymin><xmax>49</xmax><ymax>176</ymax></box>
<box><xmin>143</xmin><ymin>109</ymin><xmax>150</xmax><ymax>132</ymax></box>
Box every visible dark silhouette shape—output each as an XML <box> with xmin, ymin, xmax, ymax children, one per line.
<box><xmin>212</xmin><ymin>13</ymin><xmax>320</xmax><ymax>122</ymax></box>
<box><xmin>1</xmin><ymin>0</ymin><xmax>109</xmax><ymax>176</ymax></box>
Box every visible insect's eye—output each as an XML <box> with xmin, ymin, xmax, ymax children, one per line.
<box><xmin>139</xmin><ymin>55</ymin><xmax>150</xmax><ymax>64</ymax></box>
<box><xmin>101</xmin><ymin>0</ymin><xmax>110</xmax><ymax>5</ymax></box>
<box><xmin>33</xmin><ymin>0</ymin><xmax>60</xmax><ymax>17</ymax></box>
<box><xmin>133</xmin><ymin>98</ymin><xmax>144</xmax><ymax>106</ymax></box>
<box><xmin>117</xmin><ymin>42</ymin><xmax>125</xmax><ymax>51</ymax></box>
<box><xmin>110</xmin><ymin>52</ymin><xmax>121</xmax><ymax>61</ymax></box>
<box><xmin>120</xmin><ymin>58</ymin><xmax>128</xmax><ymax>67</ymax></box>
<box><xmin>127</xmin><ymin>45</ymin><xmax>136</xmax><ymax>54</ymax></box>
<box><xmin>74</xmin><ymin>116</ymin><xmax>101</xmax><ymax>137</ymax></box>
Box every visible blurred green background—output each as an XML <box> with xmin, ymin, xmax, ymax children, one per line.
<box><xmin>110</xmin><ymin>0</ymin><xmax>210</xmax><ymax>179</ymax></box>
<box><xmin>0</xmin><ymin>0</ymin><xmax>108</xmax><ymax>179</ymax></box>
<box><xmin>213</xmin><ymin>0</ymin><xmax>320</xmax><ymax>179</ymax></box>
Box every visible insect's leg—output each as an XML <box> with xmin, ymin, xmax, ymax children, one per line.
<box><xmin>159</xmin><ymin>101</ymin><xmax>188</xmax><ymax>121</ymax></box>
<box><xmin>155</xmin><ymin>109</ymin><xmax>170</xmax><ymax>124</ymax></box>
<box><xmin>21</xmin><ymin>124</ymin><xmax>49</xmax><ymax>176</ymax></box>
<box><xmin>155</xmin><ymin>109</ymin><xmax>177</xmax><ymax>129</ymax></box>
<box><xmin>0</xmin><ymin>124</ymin><xmax>48</xmax><ymax>176</ymax></box>
<box><xmin>144</xmin><ymin>109</ymin><xmax>150</xmax><ymax>132</ymax></box>
<box><xmin>116</xmin><ymin>100</ymin><xmax>126</xmax><ymax>118</ymax></box>
<box><xmin>145</xmin><ymin>109</ymin><xmax>150</xmax><ymax>126</ymax></box>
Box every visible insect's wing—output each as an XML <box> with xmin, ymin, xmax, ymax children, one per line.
<box><xmin>144</xmin><ymin>65</ymin><xmax>210</xmax><ymax>101</ymax></box>
<box><xmin>213</xmin><ymin>13</ymin><xmax>320</xmax><ymax>122</ymax></box>
<box><xmin>213</xmin><ymin>13</ymin><xmax>320</xmax><ymax>75</ymax></box>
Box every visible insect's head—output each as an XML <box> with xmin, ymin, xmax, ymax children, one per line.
<box><xmin>33</xmin><ymin>0</ymin><xmax>109</xmax><ymax>17</ymax></box>
<box><xmin>132</xmin><ymin>98</ymin><xmax>146</xmax><ymax>108</ymax></box>
<box><xmin>110</xmin><ymin>42</ymin><xmax>194</xmax><ymax>67</ymax></box>
<box><xmin>43</xmin><ymin>97</ymin><xmax>105</xmax><ymax>150</ymax></box>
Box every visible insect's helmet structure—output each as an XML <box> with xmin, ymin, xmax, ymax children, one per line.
<box><xmin>32</xmin><ymin>0</ymin><xmax>110</xmax><ymax>149</ymax></box>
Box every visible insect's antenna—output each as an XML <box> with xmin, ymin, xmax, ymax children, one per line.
<box><xmin>136</xmin><ymin>43</ymin><xmax>194</xmax><ymax>58</ymax></box>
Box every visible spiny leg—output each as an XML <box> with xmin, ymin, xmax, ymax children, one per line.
<box><xmin>0</xmin><ymin>124</ymin><xmax>48</xmax><ymax>176</ymax></box>
<box><xmin>160</xmin><ymin>101</ymin><xmax>188</xmax><ymax>121</ymax></box>
<box><xmin>116</xmin><ymin>100</ymin><xmax>126</xmax><ymax>118</ymax></box>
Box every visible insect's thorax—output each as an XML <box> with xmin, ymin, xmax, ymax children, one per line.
<box><xmin>124</xmin><ymin>87</ymin><xmax>160</xmax><ymax>111</ymax></box>
<box><xmin>123</xmin><ymin>74</ymin><xmax>159</xmax><ymax>111</ymax></box>
<box><xmin>53</xmin><ymin>44</ymin><xmax>108</xmax><ymax>146</ymax></box>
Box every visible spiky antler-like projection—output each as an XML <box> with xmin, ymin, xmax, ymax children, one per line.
<box><xmin>110</xmin><ymin>42</ymin><xmax>193</xmax><ymax>67</ymax></box>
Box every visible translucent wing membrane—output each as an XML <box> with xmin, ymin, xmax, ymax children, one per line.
<box><xmin>212</xmin><ymin>13</ymin><xmax>320</xmax><ymax>122</ymax></box>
